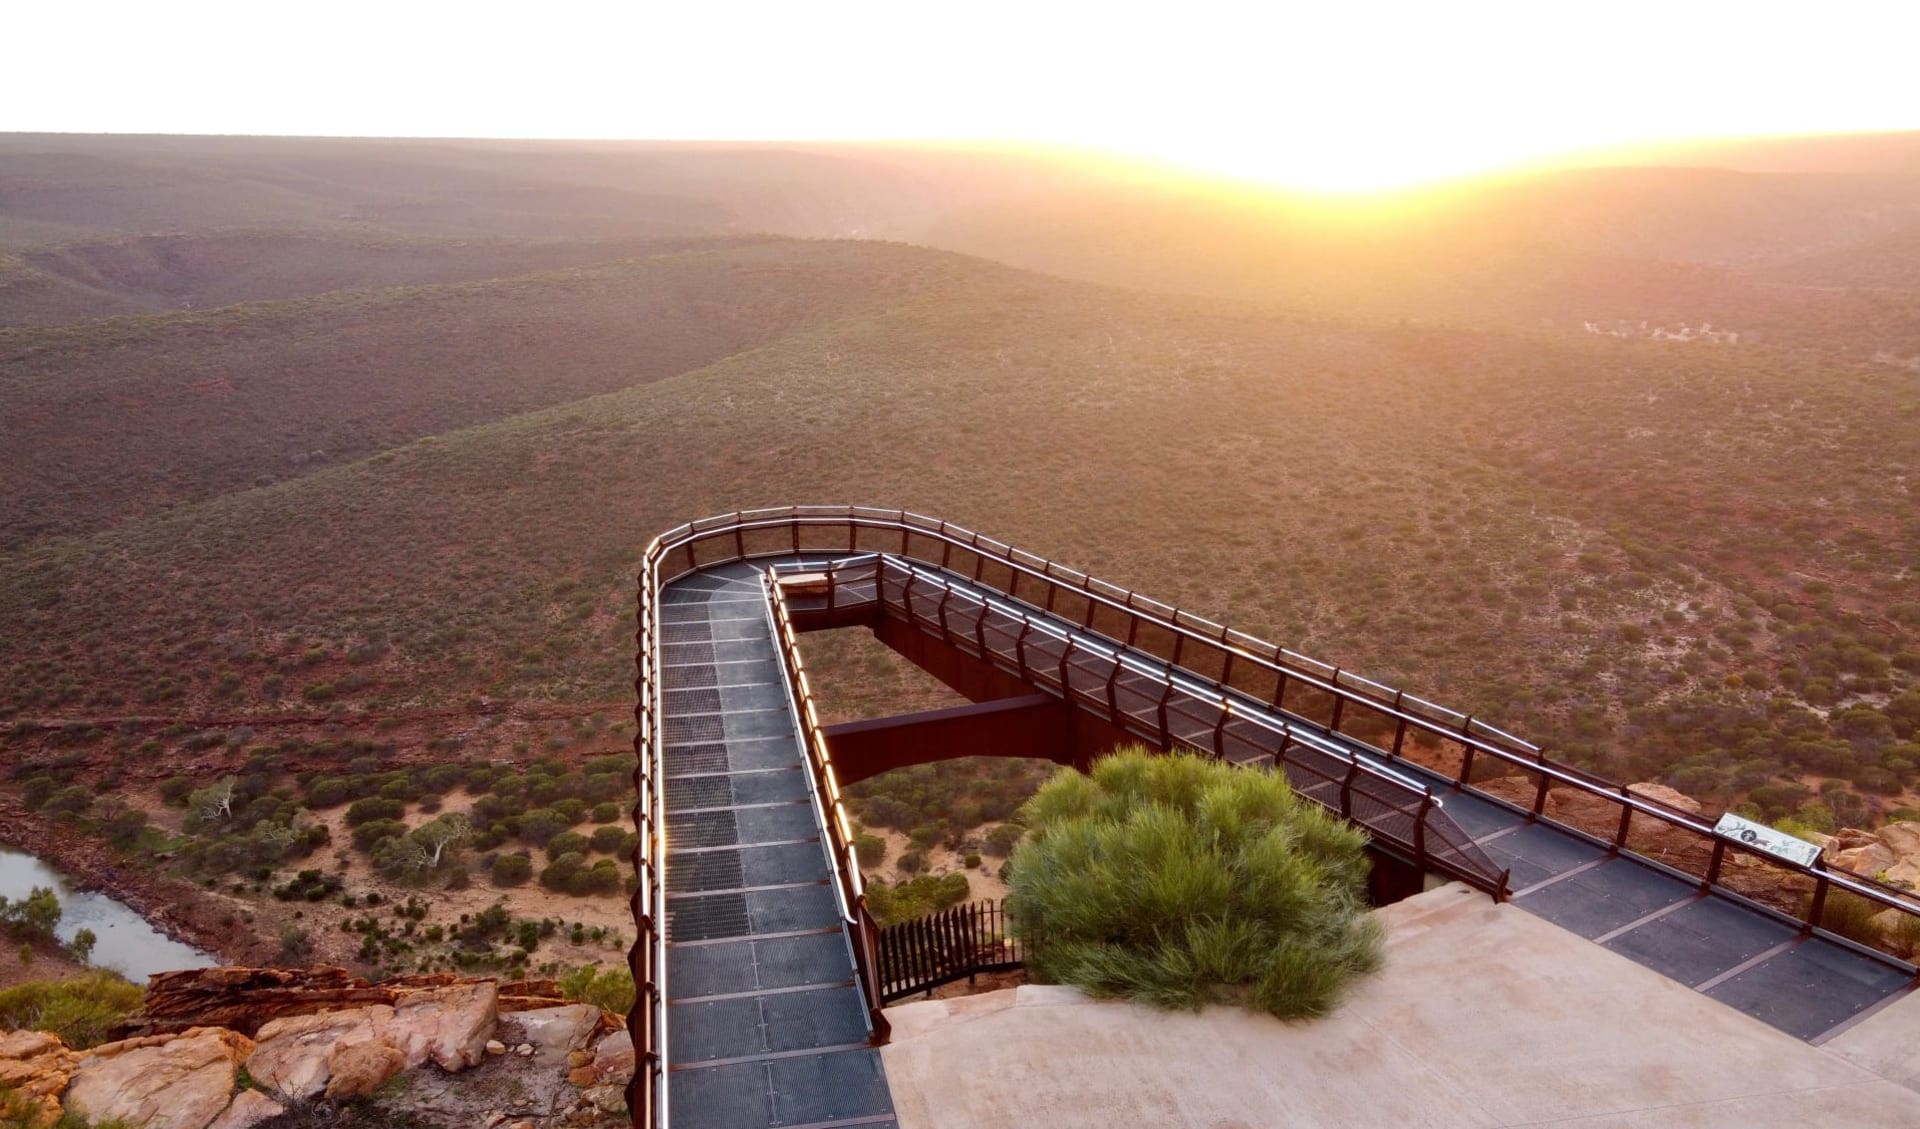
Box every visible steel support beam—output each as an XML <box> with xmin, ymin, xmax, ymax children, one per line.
<box><xmin>821</xmin><ymin>694</ymin><xmax>1133</xmax><ymax>785</ymax></box>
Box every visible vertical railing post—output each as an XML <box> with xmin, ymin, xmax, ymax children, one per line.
<box><xmin>1807</xmin><ymin>866</ymin><xmax>1831</xmax><ymax>935</ymax></box>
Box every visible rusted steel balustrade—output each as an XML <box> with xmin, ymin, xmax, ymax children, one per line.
<box><xmin>877</xmin><ymin>900</ymin><xmax>1030</xmax><ymax>1002</ymax></box>
<box><xmin>776</xmin><ymin>554</ymin><xmax>1505</xmax><ymax>895</ymax></box>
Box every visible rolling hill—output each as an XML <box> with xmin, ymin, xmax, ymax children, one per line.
<box><xmin>0</xmin><ymin>133</ymin><xmax>1916</xmax><ymax>848</ymax></box>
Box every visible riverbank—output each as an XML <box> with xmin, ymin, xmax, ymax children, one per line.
<box><xmin>0</xmin><ymin>795</ymin><xmax>270</xmax><ymax>974</ymax></box>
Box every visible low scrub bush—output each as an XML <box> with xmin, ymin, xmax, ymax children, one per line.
<box><xmin>0</xmin><ymin>970</ymin><xmax>144</xmax><ymax>1048</ymax></box>
<box><xmin>1009</xmin><ymin>749</ymin><xmax>1382</xmax><ymax>1020</ymax></box>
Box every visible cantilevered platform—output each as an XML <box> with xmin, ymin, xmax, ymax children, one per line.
<box><xmin>630</xmin><ymin>508</ymin><xmax>1920</xmax><ymax>1129</ymax></box>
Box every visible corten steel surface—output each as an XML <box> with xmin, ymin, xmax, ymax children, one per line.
<box><xmin>634</xmin><ymin>507</ymin><xmax>1920</xmax><ymax>1125</ymax></box>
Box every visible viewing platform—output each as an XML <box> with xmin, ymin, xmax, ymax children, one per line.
<box><xmin>629</xmin><ymin>508</ymin><xmax>1920</xmax><ymax>1129</ymax></box>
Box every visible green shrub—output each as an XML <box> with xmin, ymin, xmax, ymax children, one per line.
<box><xmin>345</xmin><ymin>797</ymin><xmax>405</xmax><ymax>827</ymax></box>
<box><xmin>541</xmin><ymin>852</ymin><xmax>587</xmax><ymax>891</ymax></box>
<box><xmin>1814</xmin><ymin>890</ymin><xmax>1886</xmax><ymax>947</ymax></box>
<box><xmin>546</xmin><ymin>832</ymin><xmax>590</xmax><ymax>862</ymax></box>
<box><xmin>158</xmin><ymin>775</ymin><xmax>194</xmax><ymax>806</ymax></box>
<box><xmin>490</xmin><ymin>854</ymin><xmax>533</xmax><ymax>887</ymax></box>
<box><xmin>557</xmin><ymin>964</ymin><xmax>635</xmax><ymax>1014</ymax></box>
<box><xmin>867</xmin><ymin>872</ymin><xmax>970</xmax><ymax>926</ymax></box>
<box><xmin>852</xmin><ymin>834</ymin><xmax>887</xmax><ymax>868</ymax></box>
<box><xmin>0</xmin><ymin>970</ymin><xmax>144</xmax><ymax>1048</ymax></box>
<box><xmin>984</xmin><ymin>823</ymin><xmax>1025</xmax><ymax>858</ymax></box>
<box><xmin>1008</xmin><ymin>749</ymin><xmax>1382</xmax><ymax>1021</ymax></box>
<box><xmin>589</xmin><ymin>825</ymin><xmax>627</xmax><ymax>854</ymax></box>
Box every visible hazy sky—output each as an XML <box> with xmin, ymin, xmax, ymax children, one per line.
<box><xmin>10</xmin><ymin>1</ymin><xmax>1919</xmax><ymax>189</ymax></box>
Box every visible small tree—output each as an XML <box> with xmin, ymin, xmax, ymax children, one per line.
<box><xmin>70</xmin><ymin>928</ymin><xmax>97</xmax><ymax>965</ymax></box>
<box><xmin>192</xmin><ymin>776</ymin><xmax>238</xmax><ymax>823</ymax></box>
<box><xmin>407</xmin><ymin>813</ymin><xmax>473</xmax><ymax>870</ymax></box>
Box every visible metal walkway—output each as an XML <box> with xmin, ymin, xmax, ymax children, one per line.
<box><xmin>1426</xmin><ymin>780</ymin><xmax>1916</xmax><ymax>1042</ymax></box>
<box><xmin>806</xmin><ymin>550</ymin><xmax>1918</xmax><ymax>1044</ymax></box>
<box><xmin>655</xmin><ymin>561</ymin><xmax>896</xmax><ymax>1129</ymax></box>
<box><xmin>631</xmin><ymin>508</ymin><xmax>1920</xmax><ymax>1129</ymax></box>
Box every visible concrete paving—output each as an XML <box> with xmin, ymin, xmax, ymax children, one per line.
<box><xmin>880</xmin><ymin>884</ymin><xmax>1920</xmax><ymax>1129</ymax></box>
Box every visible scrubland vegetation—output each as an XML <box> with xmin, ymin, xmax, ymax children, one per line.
<box><xmin>1009</xmin><ymin>750</ymin><xmax>1381</xmax><ymax>1018</ymax></box>
<box><xmin>0</xmin><ymin>132</ymin><xmax>1917</xmax><ymax>961</ymax></box>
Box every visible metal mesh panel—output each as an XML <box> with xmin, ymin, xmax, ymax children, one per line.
<box><xmin>668</xmin><ymin>893</ymin><xmax>750</xmax><ymax>942</ymax></box>
<box><xmin>668</xmin><ymin>850</ymin><xmax>747</xmax><ymax>893</ymax></box>
<box><xmin>667</xmin><ymin>809</ymin><xmax>740</xmax><ymax>848</ymax></box>
<box><xmin>663</xmin><ymin>687</ymin><xmax>723</xmax><ymax>714</ymax></box>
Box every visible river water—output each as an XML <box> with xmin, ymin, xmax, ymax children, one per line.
<box><xmin>0</xmin><ymin>845</ymin><xmax>214</xmax><ymax>981</ymax></box>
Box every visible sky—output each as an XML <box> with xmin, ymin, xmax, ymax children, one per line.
<box><xmin>8</xmin><ymin>0</ymin><xmax>1920</xmax><ymax>191</ymax></box>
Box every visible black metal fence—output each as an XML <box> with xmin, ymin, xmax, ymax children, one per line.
<box><xmin>877</xmin><ymin>899</ymin><xmax>1031</xmax><ymax>1002</ymax></box>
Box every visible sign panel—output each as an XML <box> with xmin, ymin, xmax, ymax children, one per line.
<box><xmin>1712</xmin><ymin>812</ymin><xmax>1824</xmax><ymax>868</ymax></box>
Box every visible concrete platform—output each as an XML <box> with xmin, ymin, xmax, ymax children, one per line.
<box><xmin>880</xmin><ymin>885</ymin><xmax>1920</xmax><ymax>1129</ymax></box>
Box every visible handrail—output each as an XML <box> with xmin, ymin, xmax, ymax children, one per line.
<box><xmin>627</xmin><ymin>533</ymin><xmax>671</xmax><ymax>1129</ymax></box>
<box><xmin>788</xmin><ymin>554</ymin><xmax>1505</xmax><ymax>895</ymax></box>
<box><xmin>761</xmin><ymin>570</ymin><xmax>891</xmax><ymax>1042</ymax></box>
<box><xmin>636</xmin><ymin>507</ymin><xmax>1920</xmax><ymax>965</ymax></box>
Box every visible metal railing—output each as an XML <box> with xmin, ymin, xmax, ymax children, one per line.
<box><xmin>877</xmin><ymin>899</ymin><xmax>1029</xmax><ymax>1002</ymax></box>
<box><xmin>628</xmin><ymin>534</ymin><xmax>671</xmax><ymax>1129</ymax></box>
<box><xmin>637</xmin><ymin>507</ymin><xmax>1920</xmax><ymax>973</ymax></box>
<box><xmin>761</xmin><ymin>570</ymin><xmax>891</xmax><ymax>1043</ymax></box>
<box><xmin>797</xmin><ymin>553</ymin><xmax>1505</xmax><ymax>893</ymax></box>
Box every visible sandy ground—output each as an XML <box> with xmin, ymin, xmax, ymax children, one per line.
<box><xmin>139</xmin><ymin>787</ymin><xmax>633</xmax><ymax>974</ymax></box>
<box><xmin>867</xmin><ymin>826</ymin><xmax>1009</xmax><ymax>903</ymax></box>
<box><xmin>883</xmin><ymin>884</ymin><xmax>1920</xmax><ymax>1129</ymax></box>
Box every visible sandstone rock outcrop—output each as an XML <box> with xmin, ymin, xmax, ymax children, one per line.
<box><xmin>589</xmin><ymin>1029</ymin><xmax>635</xmax><ymax>1086</ymax></box>
<box><xmin>64</xmin><ymin>1027</ymin><xmax>253</xmax><ymax>1129</ymax></box>
<box><xmin>205</xmin><ymin>1089</ymin><xmax>286</xmax><ymax>1129</ymax></box>
<box><xmin>0</xmin><ymin>1030</ymin><xmax>80</xmax><ymax>1126</ymax></box>
<box><xmin>510</xmin><ymin>1004</ymin><xmax>600</xmax><ymax>1067</ymax></box>
<box><xmin>246</xmin><ymin>1005</ymin><xmax>392</xmax><ymax>1100</ymax></box>
<box><xmin>324</xmin><ymin>1039</ymin><xmax>408</xmax><ymax>1099</ymax></box>
<box><xmin>139</xmin><ymin>967</ymin><xmax>524</xmax><ymax>1037</ymax></box>
<box><xmin>387</xmin><ymin>980</ymin><xmax>498</xmax><ymax>1072</ymax></box>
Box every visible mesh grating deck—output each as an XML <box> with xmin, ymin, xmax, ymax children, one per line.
<box><xmin>669</xmin><ymin>809</ymin><xmax>741</xmax><ymax>848</ymax></box>
<box><xmin>670</xmin><ymin>776</ymin><xmax>734</xmax><ymax>811</ymax></box>
<box><xmin>665</xmin><ymin>744</ymin><xmax>732</xmax><ymax>774</ymax></box>
<box><xmin>664</xmin><ymin>665</ymin><xmax>720</xmax><ymax>689</ymax></box>
<box><xmin>663</xmin><ymin>622</ymin><xmax>716</xmax><ymax>644</ymax></box>
<box><xmin>664</xmin><ymin>687</ymin><xmax>724</xmax><ymax>714</ymax></box>
<box><xmin>665</xmin><ymin>715</ymin><xmax>727</xmax><ymax>743</ymax></box>
<box><xmin>661</xmin><ymin>642</ymin><xmax>717</xmax><ymax>665</ymax></box>
<box><xmin>668</xmin><ymin>850</ymin><xmax>749</xmax><ymax>893</ymax></box>
<box><xmin>668</xmin><ymin>893</ymin><xmax>751</xmax><ymax>942</ymax></box>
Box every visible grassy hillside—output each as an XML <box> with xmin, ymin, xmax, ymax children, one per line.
<box><xmin>0</xmin><ymin>232</ymin><xmax>731</xmax><ymax>327</ymax></box>
<box><xmin>2</xmin><ymin>240</ymin><xmax>1914</xmax><ymax>830</ymax></box>
<box><xmin>0</xmin><ymin>238</ymin><xmax>989</xmax><ymax>547</ymax></box>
